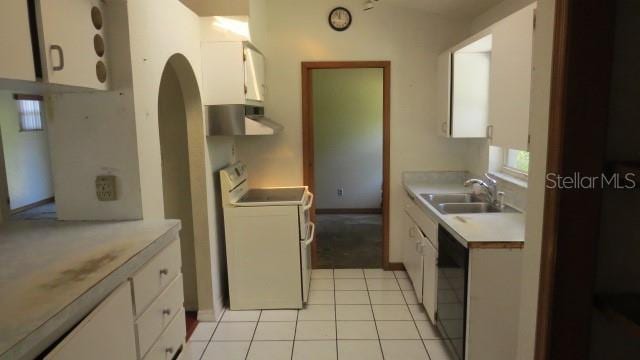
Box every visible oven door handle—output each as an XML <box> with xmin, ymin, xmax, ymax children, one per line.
<box><xmin>303</xmin><ymin>192</ymin><xmax>314</xmax><ymax>211</ymax></box>
<box><xmin>303</xmin><ymin>222</ymin><xmax>316</xmax><ymax>246</ymax></box>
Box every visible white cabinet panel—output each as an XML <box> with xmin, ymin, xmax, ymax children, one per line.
<box><xmin>201</xmin><ymin>42</ymin><xmax>245</xmax><ymax>105</ymax></box>
<box><xmin>201</xmin><ymin>41</ymin><xmax>265</xmax><ymax>106</ymax></box>
<box><xmin>436</xmin><ymin>51</ymin><xmax>451</xmax><ymax>137</ymax></box>
<box><xmin>0</xmin><ymin>0</ymin><xmax>36</xmax><ymax>82</ymax></box>
<box><xmin>45</xmin><ymin>283</ymin><xmax>136</xmax><ymax>360</ymax></box>
<box><xmin>403</xmin><ymin>208</ymin><xmax>423</xmax><ymax>303</ymax></box>
<box><xmin>488</xmin><ymin>4</ymin><xmax>536</xmax><ymax>150</ymax></box>
<box><xmin>244</xmin><ymin>47</ymin><xmax>265</xmax><ymax>103</ymax></box>
<box><xmin>422</xmin><ymin>236</ymin><xmax>437</xmax><ymax>324</ymax></box>
<box><xmin>36</xmin><ymin>0</ymin><xmax>109</xmax><ymax>89</ymax></box>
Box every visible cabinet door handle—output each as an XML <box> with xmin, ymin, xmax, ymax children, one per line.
<box><xmin>486</xmin><ymin>125</ymin><xmax>494</xmax><ymax>140</ymax></box>
<box><xmin>415</xmin><ymin>240</ymin><xmax>424</xmax><ymax>255</ymax></box>
<box><xmin>159</xmin><ymin>268</ymin><xmax>169</xmax><ymax>276</ymax></box>
<box><xmin>50</xmin><ymin>45</ymin><xmax>65</xmax><ymax>71</ymax></box>
<box><xmin>441</xmin><ymin>121</ymin><xmax>448</xmax><ymax>135</ymax></box>
<box><xmin>409</xmin><ymin>227</ymin><xmax>417</xmax><ymax>238</ymax></box>
<box><xmin>162</xmin><ymin>308</ymin><xmax>172</xmax><ymax>316</ymax></box>
<box><xmin>165</xmin><ymin>347</ymin><xmax>174</xmax><ymax>355</ymax></box>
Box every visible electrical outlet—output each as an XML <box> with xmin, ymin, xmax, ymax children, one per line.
<box><xmin>96</xmin><ymin>175</ymin><xmax>117</xmax><ymax>201</ymax></box>
<box><xmin>337</xmin><ymin>188</ymin><xmax>344</xmax><ymax>197</ymax></box>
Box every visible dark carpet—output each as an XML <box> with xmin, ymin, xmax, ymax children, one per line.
<box><xmin>316</xmin><ymin>214</ymin><xmax>383</xmax><ymax>269</ymax></box>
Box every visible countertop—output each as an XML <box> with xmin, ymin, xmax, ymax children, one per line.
<box><xmin>0</xmin><ymin>219</ymin><xmax>181</xmax><ymax>360</ymax></box>
<box><xmin>403</xmin><ymin>174</ymin><xmax>525</xmax><ymax>249</ymax></box>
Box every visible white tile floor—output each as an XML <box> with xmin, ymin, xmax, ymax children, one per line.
<box><xmin>187</xmin><ymin>268</ymin><xmax>455</xmax><ymax>360</ymax></box>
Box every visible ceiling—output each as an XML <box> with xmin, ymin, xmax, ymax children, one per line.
<box><xmin>382</xmin><ymin>0</ymin><xmax>505</xmax><ymax>19</ymax></box>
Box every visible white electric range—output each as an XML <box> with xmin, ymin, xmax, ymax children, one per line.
<box><xmin>220</xmin><ymin>162</ymin><xmax>314</xmax><ymax>310</ymax></box>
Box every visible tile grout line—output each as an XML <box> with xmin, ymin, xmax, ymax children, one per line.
<box><xmin>291</xmin><ymin>301</ymin><xmax>301</xmax><ymax>360</ymax></box>
<box><xmin>197</xmin><ymin>309</ymin><xmax>225</xmax><ymax>360</ymax></box>
<box><xmin>243</xmin><ymin>310</ymin><xmax>261</xmax><ymax>360</ymax></box>
<box><xmin>400</xmin><ymin>280</ymin><xmax>433</xmax><ymax>360</ymax></box>
<box><xmin>333</xmin><ymin>268</ymin><xmax>339</xmax><ymax>359</ymax></box>
<box><xmin>365</xmin><ymin>269</ymin><xmax>386</xmax><ymax>360</ymax></box>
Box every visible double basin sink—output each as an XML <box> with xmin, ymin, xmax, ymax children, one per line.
<box><xmin>421</xmin><ymin>193</ymin><xmax>519</xmax><ymax>215</ymax></box>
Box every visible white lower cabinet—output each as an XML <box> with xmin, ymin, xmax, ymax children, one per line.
<box><xmin>403</xmin><ymin>193</ymin><xmax>438</xmax><ymax>308</ymax></box>
<box><xmin>142</xmin><ymin>310</ymin><xmax>186</xmax><ymax>360</ymax></box>
<box><xmin>45</xmin><ymin>283</ymin><xmax>137</xmax><ymax>360</ymax></box>
<box><xmin>45</xmin><ymin>237</ymin><xmax>186</xmax><ymax>360</ymax></box>
<box><xmin>132</xmin><ymin>238</ymin><xmax>186</xmax><ymax>359</ymax></box>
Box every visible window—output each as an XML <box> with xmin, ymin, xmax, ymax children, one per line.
<box><xmin>504</xmin><ymin>149</ymin><xmax>530</xmax><ymax>177</ymax></box>
<box><xmin>14</xmin><ymin>94</ymin><xmax>44</xmax><ymax>131</ymax></box>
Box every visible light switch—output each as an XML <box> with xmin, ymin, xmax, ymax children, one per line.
<box><xmin>96</xmin><ymin>175</ymin><xmax>117</xmax><ymax>201</ymax></box>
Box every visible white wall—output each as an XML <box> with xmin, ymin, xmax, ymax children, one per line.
<box><xmin>471</xmin><ymin>0</ymin><xmax>536</xmax><ymax>33</ymax></box>
<box><xmin>0</xmin><ymin>91</ymin><xmax>54</xmax><ymax>210</ymax></box>
<box><xmin>313</xmin><ymin>68</ymin><xmax>383</xmax><ymax>210</ymax></box>
<box><xmin>46</xmin><ymin>1</ymin><xmax>142</xmax><ymax>221</ymax></box>
<box><xmin>158</xmin><ymin>64</ymin><xmax>198</xmax><ymax>311</ymax></box>
<box><xmin>236</xmin><ymin>0</ymin><xmax>471</xmax><ymax>262</ymax></box>
<box><xmin>127</xmin><ymin>0</ymin><xmax>234</xmax><ymax>321</ymax></box>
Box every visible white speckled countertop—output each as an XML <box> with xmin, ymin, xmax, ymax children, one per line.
<box><xmin>0</xmin><ymin>219</ymin><xmax>181</xmax><ymax>360</ymax></box>
<box><xmin>403</xmin><ymin>171</ymin><xmax>525</xmax><ymax>249</ymax></box>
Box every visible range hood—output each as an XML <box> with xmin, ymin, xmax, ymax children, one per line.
<box><xmin>206</xmin><ymin>105</ymin><xmax>283</xmax><ymax>136</ymax></box>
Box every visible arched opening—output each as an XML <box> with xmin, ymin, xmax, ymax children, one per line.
<box><xmin>158</xmin><ymin>54</ymin><xmax>210</xmax><ymax>314</ymax></box>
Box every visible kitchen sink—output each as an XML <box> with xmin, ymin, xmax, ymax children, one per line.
<box><xmin>420</xmin><ymin>193</ymin><xmax>481</xmax><ymax>204</ymax></box>
<box><xmin>421</xmin><ymin>193</ymin><xmax>519</xmax><ymax>214</ymax></box>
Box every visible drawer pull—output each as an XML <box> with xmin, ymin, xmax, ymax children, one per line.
<box><xmin>165</xmin><ymin>347</ymin><xmax>174</xmax><ymax>354</ymax></box>
<box><xmin>162</xmin><ymin>308</ymin><xmax>172</xmax><ymax>316</ymax></box>
<box><xmin>159</xmin><ymin>268</ymin><xmax>169</xmax><ymax>276</ymax></box>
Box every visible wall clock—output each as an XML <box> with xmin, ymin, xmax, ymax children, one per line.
<box><xmin>329</xmin><ymin>7</ymin><xmax>352</xmax><ymax>32</ymax></box>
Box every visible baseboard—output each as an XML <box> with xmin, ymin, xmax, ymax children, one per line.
<box><xmin>10</xmin><ymin>197</ymin><xmax>54</xmax><ymax>215</ymax></box>
<box><xmin>316</xmin><ymin>208</ymin><xmax>382</xmax><ymax>214</ymax></box>
<box><xmin>385</xmin><ymin>262</ymin><xmax>405</xmax><ymax>271</ymax></box>
<box><xmin>196</xmin><ymin>309</ymin><xmax>219</xmax><ymax>322</ymax></box>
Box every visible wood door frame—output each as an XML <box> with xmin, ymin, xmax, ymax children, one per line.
<box><xmin>534</xmin><ymin>0</ymin><xmax>616</xmax><ymax>359</ymax></box>
<box><xmin>301</xmin><ymin>61</ymin><xmax>395</xmax><ymax>270</ymax></box>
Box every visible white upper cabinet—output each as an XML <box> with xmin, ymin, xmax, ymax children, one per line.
<box><xmin>0</xmin><ymin>0</ymin><xmax>36</xmax><ymax>82</ymax></box>
<box><xmin>437</xmin><ymin>33</ymin><xmax>492</xmax><ymax>138</ymax></box>
<box><xmin>437</xmin><ymin>3</ymin><xmax>536</xmax><ymax>145</ymax></box>
<box><xmin>202</xmin><ymin>41</ymin><xmax>266</xmax><ymax>106</ymax></box>
<box><xmin>36</xmin><ymin>0</ymin><xmax>110</xmax><ymax>90</ymax></box>
<box><xmin>488</xmin><ymin>4</ymin><xmax>536</xmax><ymax>151</ymax></box>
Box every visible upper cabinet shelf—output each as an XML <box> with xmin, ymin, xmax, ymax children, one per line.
<box><xmin>0</xmin><ymin>0</ymin><xmax>111</xmax><ymax>91</ymax></box>
<box><xmin>437</xmin><ymin>3</ymin><xmax>536</xmax><ymax>152</ymax></box>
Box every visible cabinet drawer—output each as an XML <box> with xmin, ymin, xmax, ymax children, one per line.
<box><xmin>405</xmin><ymin>200</ymin><xmax>438</xmax><ymax>246</ymax></box>
<box><xmin>143</xmin><ymin>310</ymin><xmax>186</xmax><ymax>360</ymax></box>
<box><xmin>132</xmin><ymin>239</ymin><xmax>181</xmax><ymax>315</ymax></box>
<box><xmin>137</xmin><ymin>274</ymin><xmax>185</xmax><ymax>357</ymax></box>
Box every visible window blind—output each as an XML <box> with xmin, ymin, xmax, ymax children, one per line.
<box><xmin>14</xmin><ymin>96</ymin><xmax>44</xmax><ymax>131</ymax></box>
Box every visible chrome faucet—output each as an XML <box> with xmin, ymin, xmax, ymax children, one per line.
<box><xmin>464</xmin><ymin>173</ymin><xmax>505</xmax><ymax>209</ymax></box>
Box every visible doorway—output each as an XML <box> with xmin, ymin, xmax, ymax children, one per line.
<box><xmin>0</xmin><ymin>92</ymin><xmax>56</xmax><ymax>222</ymax></box>
<box><xmin>302</xmin><ymin>61</ymin><xmax>391</xmax><ymax>270</ymax></box>
<box><xmin>157</xmin><ymin>54</ymin><xmax>211</xmax><ymax>317</ymax></box>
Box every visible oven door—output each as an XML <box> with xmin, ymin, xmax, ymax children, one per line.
<box><xmin>299</xmin><ymin>191</ymin><xmax>314</xmax><ymax>239</ymax></box>
<box><xmin>300</xmin><ymin>222</ymin><xmax>315</xmax><ymax>303</ymax></box>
